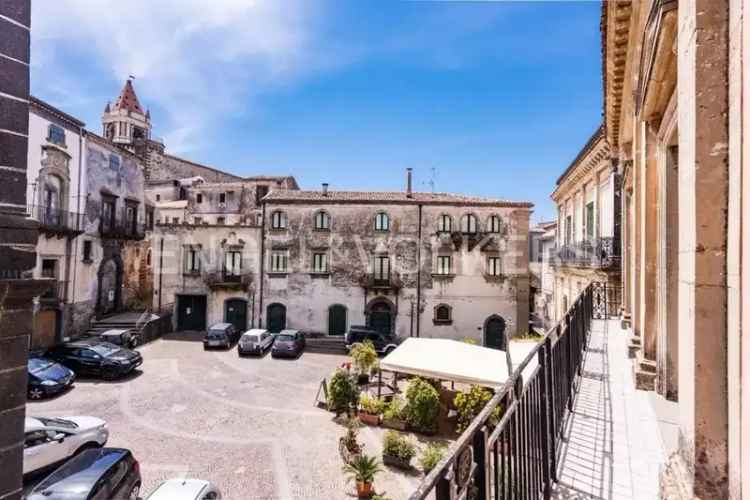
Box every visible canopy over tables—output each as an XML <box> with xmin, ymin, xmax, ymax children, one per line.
<box><xmin>379</xmin><ymin>338</ymin><xmax>539</xmax><ymax>389</ymax></box>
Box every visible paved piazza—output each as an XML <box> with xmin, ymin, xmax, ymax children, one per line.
<box><xmin>25</xmin><ymin>333</ymin><xmax>426</xmax><ymax>499</ymax></box>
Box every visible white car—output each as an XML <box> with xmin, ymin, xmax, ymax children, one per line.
<box><xmin>237</xmin><ymin>328</ymin><xmax>274</xmax><ymax>356</ymax></box>
<box><xmin>23</xmin><ymin>416</ymin><xmax>109</xmax><ymax>475</ymax></box>
<box><xmin>146</xmin><ymin>478</ymin><xmax>221</xmax><ymax>500</ymax></box>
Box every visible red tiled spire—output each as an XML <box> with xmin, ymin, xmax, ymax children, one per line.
<box><xmin>113</xmin><ymin>79</ymin><xmax>145</xmax><ymax>115</ymax></box>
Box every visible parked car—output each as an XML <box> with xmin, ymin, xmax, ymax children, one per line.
<box><xmin>47</xmin><ymin>338</ymin><xmax>143</xmax><ymax>380</ymax></box>
<box><xmin>23</xmin><ymin>415</ymin><xmax>109</xmax><ymax>476</ymax></box>
<box><xmin>345</xmin><ymin>326</ymin><xmax>400</xmax><ymax>356</ymax></box>
<box><xmin>146</xmin><ymin>478</ymin><xmax>221</xmax><ymax>500</ymax></box>
<box><xmin>86</xmin><ymin>328</ymin><xmax>139</xmax><ymax>349</ymax></box>
<box><xmin>27</xmin><ymin>356</ymin><xmax>75</xmax><ymax>400</ymax></box>
<box><xmin>203</xmin><ymin>323</ymin><xmax>240</xmax><ymax>349</ymax></box>
<box><xmin>237</xmin><ymin>329</ymin><xmax>274</xmax><ymax>356</ymax></box>
<box><xmin>271</xmin><ymin>330</ymin><xmax>305</xmax><ymax>358</ymax></box>
<box><xmin>27</xmin><ymin>448</ymin><xmax>140</xmax><ymax>500</ymax></box>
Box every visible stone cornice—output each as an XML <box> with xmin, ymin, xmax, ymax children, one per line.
<box><xmin>602</xmin><ymin>0</ymin><xmax>633</xmax><ymax>148</ymax></box>
<box><xmin>552</xmin><ymin>134</ymin><xmax>611</xmax><ymax>203</ymax></box>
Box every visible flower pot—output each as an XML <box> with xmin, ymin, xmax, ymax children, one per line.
<box><xmin>383</xmin><ymin>453</ymin><xmax>412</xmax><ymax>470</ymax></box>
<box><xmin>382</xmin><ymin>419</ymin><xmax>407</xmax><ymax>431</ymax></box>
<box><xmin>358</xmin><ymin>412</ymin><xmax>380</xmax><ymax>426</ymax></box>
<box><xmin>356</xmin><ymin>481</ymin><xmax>374</xmax><ymax>498</ymax></box>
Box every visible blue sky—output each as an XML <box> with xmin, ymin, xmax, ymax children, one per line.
<box><xmin>30</xmin><ymin>1</ymin><xmax>602</xmax><ymax>221</ymax></box>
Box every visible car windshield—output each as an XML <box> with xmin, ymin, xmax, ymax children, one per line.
<box><xmin>28</xmin><ymin>358</ymin><xmax>55</xmax><ymax>375</ymax></box>
<box><xmin>276</xmin><ymin>334</ymin><xmax>294</xmax><ymax>342</ymax></box>
<box><xmin>243</xmin><ymin>335</ymin><xmax>258</xmax><ymax>342</ymax></box>
<box><xmin>35</xmin><ymin>417</ymin><xmax>78</xmax><ymax>429</ymax></box>
<box><xmin>209</xmin><ymin>329</ymin><xmax>227</xmax><ymax>337</ymax></box>
<box><xmin>89</xmin><ymin>343</ymin><xmax>121</xmax><ymax>356</ymax></box>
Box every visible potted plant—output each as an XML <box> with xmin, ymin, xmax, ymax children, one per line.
<box><xmin>342</xmin><ymin>454</ymin><xmax>383</xmax><ymax>498</ymax></box>
<box><xmin>350</xmin><ymin>340</ymin><xmax>378</xmax><ymax>385</ymax></box>
<box><xmin>358</xmin><ymin>393</ymin><xmax>384</xmax><ymax>426</ymax></box>
<box><xmin>404</xmin><ymin>377</ymin><xmax>440</xmax><ymax>434</ymax></box>
<box><xmin>328</xmin><ymin>369</ymin><xmax>360</xmax><ymax>416</ymax></box>
<box><xmin>382</xmin><ymin>396</ymin><xmax>407</xmax><ymax>431</ymax></box>
<box><xmin>454</xmin><ymin>385</ymin><xmax>503</xmax><ymax>433</ymax></box>
<box><xmin>339</xmin><ymin>417</ymin><xmax>363</xmax><ymax>464</ymax></box>
<box><xmin>381</xmin><ymin>430</ymin><xmax>416</xmax><ymax>469</ymax></box>
<box><xmin>419</xmin><ymin>443</ymin><xmax>447</xmax><ymax>474</ymax></box>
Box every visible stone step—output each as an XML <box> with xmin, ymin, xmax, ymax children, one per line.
<box><xmin>305</xmin><ymin>337</ymin><xmax>348</xmax><ymax>355</ymax></box>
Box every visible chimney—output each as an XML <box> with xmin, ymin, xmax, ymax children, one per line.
<box><xmin>406</xmin><ymin>168</ymin><xmax>413</xmax><ymax>198</ymax></box>
<box><xmin>322</xmin><ymin>182</ymin><xmax>329</xmax><ymax>197</ymax></box>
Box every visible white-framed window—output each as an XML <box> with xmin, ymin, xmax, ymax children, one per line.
<box><xmin>312</xmin><ymin>252</ymin><xmax>328</xmax><ymax>272</ymax></box>
<box><xmin>271</xmin><ymin>252</ymin><xmax>288</xmax><ymax>272</ymax></box>
<box><xmin>314</xmin><ymin>211</ymin><xmax>331</xmax><ymax>230</ymax></box>
<box><xmin>373</xmin><ymin>255</ymin><xmax>390</xmax><ymax>282</ymax></box>
<box><xmin>271</xmin><ymin>210</ymin><xmax>287</xmax><ymax>230</ymax></box>
<box><xmin>487</xmin><ymin>215</ymin><xmax>502</xmax><ymax>233</ymax></box>
<box><xmin>487</xmin><ymin>256</ymin><xmax>501</xmax><ymax>276</ymax></box>
<box><xmin>375</xmin><ymin>212</ymin><xmax>390</xmax><ymax>231</ymax></box>
<box><xmin>225</xmin><ymin>250</ymin><xmax>242</xmax><ymax>276</ymax></box>
<box><xmin>460</xmin><ymin>214</ymin><xmax>478</xmax><ymax>234</ymax></box>
<box><xmin>437</xmin><ymin>214</ymin><xmax>452</xmax><ymax>233</ymax></box>
<box><xmin>184</xmin><ymin>246</ymin><xmax>201</xmax><ymax>273</ymax></box>
<box><xmin>436</xmin><ymin>255</ymin><xmax>452</xmax><ymax>275</ymax></box>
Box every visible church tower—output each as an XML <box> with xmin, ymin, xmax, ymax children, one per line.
<box><xmin>102</xmin><ymin>78</ymin><xmax>151</xmax><ymax>152</ymax></box>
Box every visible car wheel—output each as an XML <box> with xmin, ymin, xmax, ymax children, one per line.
<box><xmin>28</xmin><ymin>387</ymin><xmax>44</xmax><ymax>400</ymax></box>
<box><xmin>128</xmin><ymin>483</ymin><xmax>140</xmax><ymax>500</ymax></box>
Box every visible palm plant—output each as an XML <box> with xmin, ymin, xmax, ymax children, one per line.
<box><xmin>342</xmin><ymin>454</ymin><xmax>383</xmax><ymax>497</ymax></box>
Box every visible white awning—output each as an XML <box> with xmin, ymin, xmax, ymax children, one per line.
<box><xmin>380</xmin><ymin>338</ymin><xmax>539</xmax><ymax>389</ymax></box>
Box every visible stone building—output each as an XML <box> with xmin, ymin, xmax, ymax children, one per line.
<box><xmin>550</xmin><ymin>125</ymin><xmax>621</xmax><ymax>321</ymax></box>
<box><xmin>260</xmin><ymin>173</ymin><xmax>532</xmax><ymax>344</ymax></box>
<box><xmin>602</xmin><ymin>0</ymin><xmax>750</xmax><ymax>497</ymax></box>
<box><xmin>529</xmin><ymin>220</ymin><xmax>556</xmax><ymax>330</ymax></box>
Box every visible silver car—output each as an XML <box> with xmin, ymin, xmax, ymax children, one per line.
<box><xmin>238</xmin><ymin>329</ymin><xmax>274</xmax><ymax>356</ymax></box>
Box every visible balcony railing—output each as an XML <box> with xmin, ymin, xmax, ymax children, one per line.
<box><xmin>358</xmin><ymin>272</ymin><xmax>404</xmax><ymax>290</ymax></box>
<box><xmin>410</xmin><ymin>282</ymin><xmax>616</xmax><ymax>500</ymax></box>
<box><xmin>204</xmin><ymin>270</ymin><xmax>252</xmax><ymax>290</ymax></box>
<box><xmin>99</xmin><ymin>219</ymin><xmax>146</xmax><ymax>240</ymax></box>
<box><xmin>550</xmin><ymin>237</ymin><xmax>620</xmax><ymax>269</ymax></box>
<box><xmin>28</xmin><ymin>205</ymin><xmax>84</xmax><ymax>236</ymax></box>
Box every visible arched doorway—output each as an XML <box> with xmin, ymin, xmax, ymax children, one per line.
<box><xmin>97</xmin><ymin>256</ymin><xmax>123</xmax><ymax>317</ymax></box>
<box><xmin>267</xmin><ymin>303</ymin><xmax>286</xmax><ymax>333</ymax></box>
<box><xmin>225</xmin><ymin>298</ymin><xmax>248</xmax><ymax>332</ymax></box>
<box><xmin>366</xmin><ymin>298</ymin><xmax>395</xmax><ymax>335</ymax></box>
<box><xmin>484</xmin><ymin>315</ymin><xmax>507</xmax><ymax>350</ymax></box>
<box><xmin>328</xmin><ymin>304</ymin><xmax>347</xmax><ymax>336</ymax></box>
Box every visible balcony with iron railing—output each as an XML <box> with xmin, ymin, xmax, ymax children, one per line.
<box><xmin>549</xmin><ymin>237</ymin><xmax>620</xmax><ymax>270</ymax></box>
<box><xmin>204</xmin><ymin>270</ymin><xmax>252</xmax><ymax>290</ymax></box>
<box><xmin>99</xmin><ymin>217</ymin><xmax>146</xmax><ymax>240</ymax></box>
<box><xmin>28</xmin><ymin>205</ymin><xmax>85</xmax><ymax>237</ymax></box>
<box><xmin>358</xmin><ymin>271</ymin><xmax>404</xmax><ymax>290</ymax></box>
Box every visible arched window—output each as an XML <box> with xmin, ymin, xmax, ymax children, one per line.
<box><xmin>314</xmin><ymin>211</ymin><xmax>331</xmax><ymax>230</ymax></box>
<box><xmin>487</xmin><ymin>215</ymin><xmax>502</xmax><ymax>233</ymax></box>
<box><xmin>434</xmin><ymin>304</ymin><xmax>452</xmax><ymax>324</ymax></box>
<box><xmin>437</xmin><ymin>214</ymin><xmax>452</xmax><ymax>233</ymax></box>
<box><xmin>375</xmin><ymin>212</ymin><xmax>390</xmax><ymax>231</ymax></box>
<box><xmin>271</xmin><ymin>210</ymin><xmax>287</xmax><ymax>230</ymax></box>
<box><xmin>460</xmin><ymin>214</ymin><xmax>478</xmax><ymax>234</ymax></box>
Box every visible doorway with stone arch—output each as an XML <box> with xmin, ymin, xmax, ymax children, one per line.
<box><xmin>365</xmin><ymin>297</ymin><xmax>396</xmax><ymax>335</ymax></box>
<box><xmin>328</xmin><ymin>304</ymin><xmax>347</xmax><ymax>336</ymax></box>
<box><xmin>483</xmin><ymin>315</ymin><xmax>507</xmax><ymax>350</ymax></box>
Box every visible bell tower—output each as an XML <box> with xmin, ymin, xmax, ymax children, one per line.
<box><xmin>102</xmin><ymin>77</ymin><xmax>151</xmax><ymax>152</ymax></box>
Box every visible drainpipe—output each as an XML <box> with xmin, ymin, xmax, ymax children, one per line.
<box><xmin>258</xmin><ymin>202</ymin><xmax>266</xmax><ymax>328</ymax></box>
<box><xmin>158</xmin><ymin>237</ymin><xmax>164</xmax><ymax>313</ymax></box>
<box><xmin>65</xmin><ymin>128</ymin><xmax>85</xmax><ymax>340</ymax></box>
<box><xmin>416</xmin><ymin>203</ymin><xmax>422</xmax><ymax>337</ymax></box>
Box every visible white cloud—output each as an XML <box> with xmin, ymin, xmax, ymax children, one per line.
<box><xmin>31</xmin><ymin>0</ymin><xmax>329</xmax><ymax>154</ymax></box>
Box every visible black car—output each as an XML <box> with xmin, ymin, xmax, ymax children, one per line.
<box><xmin>203</xmin><ymin>323</ymin><xmax>240</xmax><ymax>349</ymax></box>
<box><xmin>27</xmin><ymin>447</ymin><xmax>141</xmax><ymax>500</ymax></box>
<box><xmin>47</xmin><ymin>339</ymin><xmax>143</xmax><ymax>380</ymax></box>
<box><xmin>27</xmin><ymin>356</ymin><xmax>76</xmax><ymax>400</ymax></box>
<box><xmin>271</xmin><ymin>330</ymin><xmax>305</xmax><ymax>358</ymax></box>
<box><xmin>345</xmin><ymin>326</ymin><xmax>400</xmax><ymax>355</ymax></box>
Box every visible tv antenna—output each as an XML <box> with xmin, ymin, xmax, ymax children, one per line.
<box><xmin>429</xmin><ymin>167</ymin><xmax>436</xmax><ymax>193</ymax></box>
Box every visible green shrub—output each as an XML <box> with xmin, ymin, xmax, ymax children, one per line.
<box><xmin>419</xmin><ymin>443</ymin><xmax>447</xmax><ymax>473</ymax></box>
<box><xmin>328</xmin><ymin>369</ymin><xmax>359</xmax><ymax>415</ymax></box>
<box><xmin>383</xmin><ymin>396</ymin><xmax>405</xmax><ymax>422</ymax></box>
<box><xmin>359</xmin><ymin>393</ymin><xmax>385</xmax><ymax>415</ymax></box>
<box><xmin>454</xmin><ymin>385</ymin><xmax>502</xmax><ymax>433</ymax></box>
<box><xmin>404</xmin><ymin>377</ymin><xmax>440</xmax><ymax>433</ymax></box>
<box><xmin>382</xmin><ymin>431</ymin><xmax>416</xmax><ymax>461</ymax></box>
<box><xmin>350</xmin><ymin>340</ymin><xmax>379</xmax><ymax>375</ymax></box>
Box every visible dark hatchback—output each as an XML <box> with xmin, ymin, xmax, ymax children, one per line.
<box><xmin>27</xmin><ymin>356</ymin><xmax>76</xmax><ymax>400</ymax></box>
<box><xmin>47</xmin><ymin>339</ymin><xmax>143</xmax><ymax>380</ymax></box>
<box><xmin>27</xmin><ymin>447</ymin><xmax>141</xmax><ymax>500</ymax></box>
<box><xmin>345</xmin><ymin>326</ymin><xmax>400</xmax><ymax>356</ymax></box>
<box><xmin>271</xmin><ymin>330</ymin><xmax>305</xmax><ymax>358</ymax></box>
<box><xmin>203</xmin><ymin>322</ymin><xmax>240</xmax><ymax>349</ymax></box>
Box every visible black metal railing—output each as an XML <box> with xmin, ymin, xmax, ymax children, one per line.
<box><xmin>99</xmin><ymin>218</ymin><xmax>146</xmax><ymax>240</ymax></box>
<box><xmin>28</xmin><ymin>205</ymin><xmax>84</xmax><ymax>234</ymax></box>
<box><xmin>204</xmin><ymin>270</ymin><xmax>252</xmax><ymax>289</ymax></box>
<box><xmin>550</xmin><ymin>237</ymin><xmax>620</xmax><ymax>269</ymax></box>
<box><xmin>359</xmin><ymin>272</ymin><xmax>404</xmax><ymax>289</ymax></box>
<box><xmin>411</xmin><ymin>282</ymin><xmax>612</xmax><ymax>500</ymax></box>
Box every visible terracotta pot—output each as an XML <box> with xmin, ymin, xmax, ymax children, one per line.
<box><xmin>356</xmin><ymin>481</ymin><xmax>373</xmax><ymax>498</ymax></box>
<box><xmin>358</xmin><ymin>412</ymin><xmax>380</xmax><ymax>426</ymax></box>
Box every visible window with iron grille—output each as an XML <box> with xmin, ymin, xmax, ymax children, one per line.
<box><xmin>375</xmin><ymin>212</ymin><xmax>390</xmax><ymax>231</ymax></box>
<box><xmin>271</xmin><ymin>252</ymin><xmax>288</xmax><ymax>273</ymax></box>
<box><xmin>271</xmin><ymin>211</ymin><xmax>287</xmax><ymax>230</ymax></box>
<box><xmin>488</xmin><ymin>215</ymin><xmax>502</xmax><ymax>233</ymax></box>
<box><xmin>437</xmin><ymin>214</ymin><xmax>452</xmax><ymax>233</ymax></box>
<box><xmin>314</xmin><ymin>211</ymin><xmax>330</xmax><ymax>230</ymax></box>
<box><xmin>47</xmin><ymin>124</ymin><xmax>66</xmax><ymax>147</ymax></box>
<box><xmin>436</xmin><ymin>255</ymin><xmax>452</xmax><ymax>275</ymax></box>
<box><xmin>487</xmin><ymin>256</ymin><xmax>502</xmax><ymax>276</ymax></box>
<box><xmin>184</xmin><ymin>246</ymin><xmax>201</xmax><ymax>273</ymax></box>
<box><xmin>460</xmin><ymin>214</ymin><xmax>478</xmax><ymax>234</ymax></box>
<box><xmin>434</xmin><ymin>304</ymin><xmax>452</xmax><ymax>323</ymax></box>
<box><xmin>312</xmin><ymin>253</ymin><xmax>328</xmax><ymax>272</ymax></box>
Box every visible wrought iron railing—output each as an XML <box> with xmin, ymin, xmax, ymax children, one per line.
<box><xmin>204</xmin><ymin>270</ymin><xmax>252</xmax><ymax>289</ymax></box>
<box><xmin>99</xmin><ymin>218</ymin><xmax>146</xmax><ymax>240</ymax></box>
<box><xmin>410</xmin><ymin>282</ymin><xmax>613</xmax><ymax>500</ymax></box>
<box><xmin>28</xmin><ymin>205</ymin><xmax>84</xmax><ymax>234</ymax></box>
<box><xmin>550</xmin><ymin>237</ymin><xmax>620</xmax><ymax>269</ymax></box>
